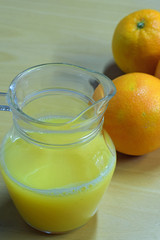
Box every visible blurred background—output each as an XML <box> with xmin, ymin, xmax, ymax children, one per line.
<box><xmin>0</xmin><ymin>0</ymin><xmax>156</xmax><ymax>89</ymax></box>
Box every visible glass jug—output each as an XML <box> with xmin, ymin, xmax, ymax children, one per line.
<box><xmin>0</xmin><ymin>63</ymin><xmax>116</xmax><ymax>234</ymax></box>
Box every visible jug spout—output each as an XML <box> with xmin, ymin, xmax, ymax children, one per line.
<box><xmin>0</xmin><ymin>92</ymin><xmax>10</xmax><ymax>111</ymax></box>
<box><xmin>81</xmin><ymin>74</ymin><xmax>116</xmax><ymax>118</ymax></box>
<box><xmin>68</xmin><ymin>76</ymin><xmax>116</xmax><ymax>129</ymax></box>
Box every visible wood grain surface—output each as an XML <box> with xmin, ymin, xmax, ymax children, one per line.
<box><xmin>0</xmin><ymin>1</ymin><xmax>160</xmax><ymax>239</ymax></box>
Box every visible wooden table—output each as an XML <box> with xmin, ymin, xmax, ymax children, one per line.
<box><xmin>0</xmin><ymin>1</ymin><xmax>160</xmax><ymax>239</ymax></box>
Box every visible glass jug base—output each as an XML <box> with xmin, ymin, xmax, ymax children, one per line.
<box><xmin>26</xmin><ymin>218</ymin><xmax>91</xmax><ymax>235</ymax></box>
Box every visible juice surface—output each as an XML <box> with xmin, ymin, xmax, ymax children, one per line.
<box><xmin>0</xmin><ymin>119</ymin><xmax>116</xmax><ymax>233</ymax></box>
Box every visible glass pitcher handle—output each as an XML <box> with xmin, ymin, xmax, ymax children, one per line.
<box><xmin>0</xmin><ymin>92</ymin><xmax>10</xmax><ymax>111</ymax></box>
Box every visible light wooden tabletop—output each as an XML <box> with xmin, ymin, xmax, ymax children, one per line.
<box><xmin>0</xmin><ymin>1</ymin><xmax>160</xmax><ymax>239</ymax></box>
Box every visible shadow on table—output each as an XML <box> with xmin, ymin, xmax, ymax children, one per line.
<box><xmin>103</xmin><ymin>61</ymin><xmax>124</xmax><ymax>80</ymax></box>
<box><xmin>0</xmin><ymin>198</ymin><xmax>97</xmax><ymax>239</ymax></box>
<box><xmin>0</xmin><ymin>199</ymin><xmax>33</xmax><ymax>235</ymax></box>
<box><xmin>116</xmin><ymin>149</ymin><xmax>160</xmax><ymax>172</ymax></box>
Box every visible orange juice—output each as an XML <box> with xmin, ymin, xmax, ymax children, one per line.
<box><xmin>0</xmin><ymin>122</ymin><xmax>116</xmax><ymax>233</ymax></box>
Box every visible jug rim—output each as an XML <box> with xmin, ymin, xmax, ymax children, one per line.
<box><xmin>7</xmin><ymin>62</ymin><xmax>116</xmax><ymax>127</ymax></box>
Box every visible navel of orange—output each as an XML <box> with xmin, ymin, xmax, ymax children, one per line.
<box><xmin>112</xmin><ymin>9</ymin><xmax>160</xmax><ymax>74</ymax></box>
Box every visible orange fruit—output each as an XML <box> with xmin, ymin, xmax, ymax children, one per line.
<box><xmin>92</xmin><ymin>84</ymin><xmax>104</xmax><ymax>101</ymax></box>
<box><xmin>103</xmin><ymin>72</ymin><xmax>160</xmax><ymax>156</ymax></box>
<box><xmin>112</xmin><ymin>9</ymin><xmax>160</xmax><ymax>74</ymax></box>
